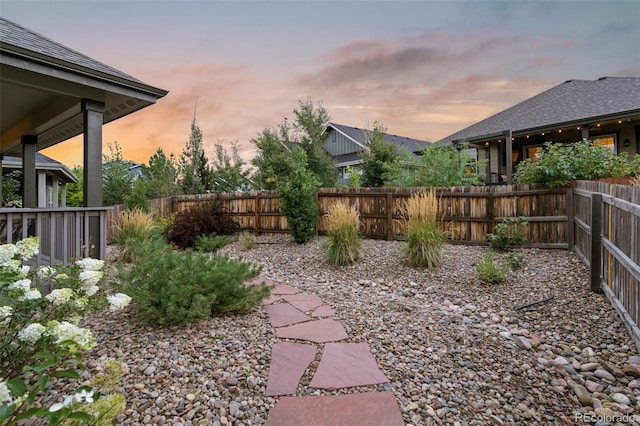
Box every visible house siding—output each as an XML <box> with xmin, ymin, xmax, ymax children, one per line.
<box><xmin>324</xmin><ymin>130</ymin><xmax>363</xmax><ymax>157</ymax></box>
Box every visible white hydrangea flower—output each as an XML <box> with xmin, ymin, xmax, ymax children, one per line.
<box><xmin>15</xmin><ymin>237</ymin><xmax>39</xmax><ymax>260</ymax></box>
<box><xmin>18</xmin><ymin>323</ymin><xmax>46</xmax><ymax>345</ymax></box>
<box><xmin>55</xmin><ymin>273</ymin><xmax>69</xmax><ymax>281</ymax></box>
<box><xmin>0</xmin><ymin>380</ymin><xmax>12</xmax><ymax>404</ymax></box>
<box><xmin>74</xmin><ymin>389</ymin><xmax>94</xmax><ymax>403</ymax></box>
<box><xmin>0</xmin><ymin>244</ymin><xmax>17</xmax><ymax>266</ymax></box>
<box><xmin>37</xmin><ymin>266</ymin><xmax>56</xmax><ymax>278</ymax></box>
<box><xmin>45</xmin><ymin>288</ymin><xmax>74</xmax><ymax>306</ymax></box>
<box><xmin>74</xmin><ymin>297</ymin><xmax>88</xmax><ymax>309</ymax></box>
<box><xmin>107</xmin><ymin>293</ymin><xmax>132</xmax><ymax>312</ymax></box>
<box><xmin>4</xmin><ymin>259</ymin><xmax>24</xmax><ymax>274</ymax></box>
<box><xmin>75</xmin><ymin>258</ymin><xmax>104</xmax><ymax>271</ymax></box>
<box><xmin>9</xmin><ymin>279</ymin><xmax>31</xmax><ymax>294</ymax></box>
<box><xmin>84</xmin><ymin>285</ymin><xmax>99</xmax><ymax>297</ymax></box>
<box><xmin>51</xmin><ymin>321</ymin><xmax>94</xmax><ymax>350</ymax></box>
<box><xmin>18</xmin><ymin>265</ymin><xmax>30</xmax><ymax>277</ymax></box>
<box><xmin>0</xmin><ymin>306</ymin><xmax>12</xmax><ymax>323</ymax></box>
<box><xmin>79</xmin><ymin>270</ymin><xmax>103</xmax><ymax>287</ymax></box>
<box><xmin>49</xmin><ymin>395</ymin><xmax>74</xmax><ymax>412</ymax></box>
<box><xmin>20</xmin><ymin>289</ymin><xmax>42</xmax><ymax>301</ymax></box>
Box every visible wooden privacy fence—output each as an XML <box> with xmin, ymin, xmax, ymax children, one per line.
<box><xmin>572</xmin><ymin>180</ymin><xmax>640</xmax><ymax>352</ymax></box>
<box><xmin>107</xmin><ymin>184</ymin><xmax>570</xmax><ymax>247</ymax></box>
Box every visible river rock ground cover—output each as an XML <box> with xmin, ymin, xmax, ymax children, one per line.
<box><xmin>82</xmin><ymin>235</ymin><xmax>640</xmax><ymax>425</ymax></box>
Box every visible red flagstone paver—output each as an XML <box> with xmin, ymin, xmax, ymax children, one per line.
<box><xmin>264</xmin><ymin>303</ymin><xmax>311</xmax><ymax>328</ymax></box>
<box><xmin>266</xmin><ymin>392</ymin><xmax>404</xmax><ymax>426</ymax></box>
<box><xmin>275</xmin><ymin>319</ymin><xmax>348</xmax><ymax>343</ymax></box>
<box><xmin>271</xmin><ymin>284</ymin><xmax>300</xmax><ymax>295</ymax></box>
<box><xmin>283</xmin><ymin>293</ymin><xmax>324</xmax><ymax>312</ymax></box>
<box><xmin>309</xmin><ymin>343</ymin><xmax>389</xmax><ymax>389</ymax></box>
<box><xmin>265</xmin><ymin>342</ymin><xmax>317</xmax><ymax>396</ymax></box>
<box><xmin>311</xmin><ymin>305</ymin><xmax>336</xmax><ymax>317</ymax></box>
<box><xmin>262</xmin><ymin>294</ymin><xmax>283</xmax><ymax>305</ymax></box>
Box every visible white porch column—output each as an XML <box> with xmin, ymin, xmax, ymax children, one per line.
<box><xmin>52</xmin><ymin>179</ymin><xmax>59</xmax><ymax>207</ymax></box>
<box><xmin>37</xmin><ymin>172</ymin><xmax>47</xmax><ymax>208</ymax></box>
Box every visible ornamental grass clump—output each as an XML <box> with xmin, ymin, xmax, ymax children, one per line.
<box><xmin>402</xmin><ymin>190</ymin><xmax>445</xmax><ymax>268</ymax></box>
<box><xmin>322</xmin><ymin>202</ymin><xmax>362</xmax><ymax>266</ymax></box>
<box><xmin>476</xmin><ymin>253</ymin><xmax>509</xmax><ymax>284</ymax></box>
<box><xmin>113</xmin><ymin>208</ymin><xmax>156</xmax><ymax>261</ymax></box>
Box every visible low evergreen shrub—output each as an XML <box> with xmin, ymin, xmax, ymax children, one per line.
<box><xmin>194</xmin><ymin>233</ymin><xmax>230</xmax><ymax>253</ymax></box>
<box><xmin>486</xmin><ymin>217</ymin><xmax>528</xmax><ymax>250</ymax></box>
<box><xmin>117</xmin><ymin>239</ymin><xmax>269</xmax><ymax>325</ymax></box>
<box><xmin>402</xmin><ymin>190</ymin><xmax>445</xmax><ymax>268</ymax></box>
<box><xmin>323</xmin><ymin>202</ymin><xmax>362</xmax><ymax>266</ymax></box>
<box><xmin>166</xmin><ymin>199</ymin><xmax>238</xmax><ymax>249</ymax></box>
<box><xmin>476</xmin><ymin>253</ymin><xmax>508</xmax><ymax>284</ymax></box>
<box><xmin>504</xmin><ymin>251</ymin><xmax>527</xmax><ymax>270</ymax></box>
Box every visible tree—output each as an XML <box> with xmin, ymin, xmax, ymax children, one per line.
<box><xmin>250</xmin><ymin>125</ymin><xmax>294</xmax><ymax>190</ymax></box>
<box><xmin>293</xmin><ymin>98</ymin><xmax>338</xmax><ymax>187</ymax></box>
<box><xmin>399</xmin><ymin>144</ymin><xmax>485</xmax><ymax>187</ymax></box>
<box><xmin>359</xmin><ymin>122</ymin><xmax>403</xmax><ymax>187</ymax></box>
<box><xmin>178</xmin><ymin>119</ymin><xmax>211</xmax><ymax>194</ymax></box>
<box><xmin>210</xmin><ymin>142</ymin><xmax>253</xmax><ymax>192</ymax></box>
<box><xmin>103</xmin><ymin>141</ymin><xmax>135</xmax><ymax>206</ymax></box>
<box><xmin>66</xmin><ymin>166</ymin><xmax>84</xmax><ymax>207</ymax></box>
<box><xmin>251</xmin><ymin>98</ymin><xmax>338</xmax><ymax>189</ymax></box>
<box><xmin>142</xmin><ymin>148</ymin><xmax>179</xmax><ymax>199</ymax></box>
<box><xmin>278</xmin><ymin>147</ymin><xmax>320</xmax><ymax>244</ymax></box>
<box><xmin>2</xmin><ymin>171</ymin><xmax>22</xmax><ymax>207</ymax></box>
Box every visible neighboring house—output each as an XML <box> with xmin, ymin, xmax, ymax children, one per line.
<box><xmin>437</xmin><ymin>77</ymin><xmax>640</xmax><ymax>184</ymax></box>
<box><xmin>324</xmin><ymin>122</ymin><xmax>430</xmax><ymax>184</ymax></box>
<box><xmin>1</xmin><ymin>153</ymin><xmax>78</xmax><ymax>207</ymax></box>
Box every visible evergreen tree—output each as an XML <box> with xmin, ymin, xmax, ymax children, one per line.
<box><xmin>250</xmin><ymin>124</ymin><xmax>293</xmax><ymax>190</ymax></box>
<box><xmin>178</xmin><ymin>119</ymin><xmax>211</xmax><ymax>194</ymax></box>
<box><xmin>66</xmin><ymin>166</ymin><xmax>84</xmax><ymax>207</ymax></box>
<box><xmin>142</xmin><ymin>148</ymin><xmax>180</xmax><ymax>198</ymax></box>
<box><xmin>102</xmin><ymin>141</ymin><xmax>134</xmax><ymax>206</ymax></box>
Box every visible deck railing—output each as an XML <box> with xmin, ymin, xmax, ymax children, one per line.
<box><xmin>0</xmin><ymin>207</ymin><xmax>110</xmax><ymax>265</ymax></box>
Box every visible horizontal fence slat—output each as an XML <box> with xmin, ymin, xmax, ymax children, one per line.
<box><xmin>602</xmin><ymin>237</ymin><xmax>640</xmax><ymax>283</ymax></box>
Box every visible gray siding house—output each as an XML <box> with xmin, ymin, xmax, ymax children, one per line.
<box><xmin>437</xmin><ymin>77</ymin><xmax>640</xmax><ymax>184</ymax></box>
<box><xmin>323</xmin><ymin>122</ymin><xmax>430</xmax><ymax>184</ymax></box>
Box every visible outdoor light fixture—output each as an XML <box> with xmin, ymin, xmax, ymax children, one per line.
<box><xmin>558</xmin><ymin>129</ymin><xmax>562</xmax><ymax>133</ymax></box>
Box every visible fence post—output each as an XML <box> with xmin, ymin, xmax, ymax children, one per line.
<box><xmin>566</xmin><ymin>188</ymin><xmax>574</xmax><ymax>251</ymax></box>
<box><xmin>487</xmin><ymin>193</ymin><xmax>495</xmax><ymax>235</ymax></box>
<box><xmin>590</xmin><ymin>193</ymin><xmax>603</xmax><ymax>293</ymax></box>
<box><xmin>387</xmin><ymin>192</ymin><xmax>393</xmax><ymax>240</ymax></box>
<box><xmin>254</xmin><ymin>196</ymin><xmax>260</xmax><ymax>236</ymax></box>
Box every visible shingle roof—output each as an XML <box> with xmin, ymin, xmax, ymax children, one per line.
<box><xmin>0</xmin><ymin>17</ymin><xmax>145</xmax><ymax>85</ymax></box>
<box><xmin>328</xmin><ymin>122</ymin><xmax>430</xmax><ymax>153</ymax></box>
<box><xmin>437</xmin><ymin>77</ymin><xmax>640</xmax><ymax>145</ymax></box>
<box><xmin>2</xmin><ymin>153</ymin><xmax>78</xmax><ymax>183</ymax></box>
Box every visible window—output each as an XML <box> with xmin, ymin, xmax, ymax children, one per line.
<box><xmin>526</xmin><ymin>146</ymin><xmax>543</xmax><ymax>161</ymax></box>
<box><xmin>592</xmin><ymin>134</ymin><xmax>616</xmax><ymax>154</ymax></box>
<box><xmin>465</xmin><ymin>148</ymin><xmax>478</xmax><ymax>173</ymax></box>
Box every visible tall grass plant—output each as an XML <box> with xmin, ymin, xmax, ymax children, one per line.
<box><xmin>402</xmin><ymin>190</ymin><xmax>445</xmax><ymax>268</ymax></box>
<box><xmin>322</xmin><ymin>202</ymin><xmax>362</xmax><ymax>266</ymax></box>
<box><xmin>113</xmin><ymin>208</ymin><xmax>156</xmax><ymax>261</ymax></box>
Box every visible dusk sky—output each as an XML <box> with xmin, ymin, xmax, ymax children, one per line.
<box><xmin>2</xmin><ymin>1</ymin><xmax>639</xmax><ymax>168</ymax></box>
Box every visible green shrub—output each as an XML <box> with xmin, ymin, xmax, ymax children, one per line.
<box><xmin>476</xmin><ymin>253</ymin><xmax>508</xmax><ymax>284</ymax></box>
<box><xmin>402</xmin><ymin>190</ymin><xmax>445</xmax><ymax>268</ymax></box>
<box><xmin>117</xmin><ymin>239</ymin><xmax>269</xmax><ymax>325</ymax></box>
<box><xmin>278</xmin><ymin>148</ymin><xmax>320</xmax><ymax>244</ymax></box>
<box><xmin>504</xmin><ymin>251</ymin><xmax>527</xmax><ymax>270</ymax></box>
<box><xmin>486</xmin><ymin>217</ymin><xmax>528</xmax><ymax>249</ymax></box>
<box><xmin>124</xmin><ymin>179</ymin><xmax>150</xmax><ymax>212</ymax></box>
<box><xmin>167</xmin><ymin>198</ymin><xmax>238</xmax><ymax>249</ymax></box>
<box><xmin>239</xmin><ymin>231</ymin><xmax>257</xmax><ymax>251</ymax></box>
<box><xmin>514</xmin><ymin>140</ymin><xmax>640</xmax><ymax>187</ymax></box>
<box><xmin>323</xmin><ymin>202</ymin><xmax>362</xmax><ymax>266</ymax></box>
<box><xmin>113</xmin><ymin>208</ymin><xmax>156</xmax><ymax>261</ymax></box>
<box><xmin>194</xmin><ymin>233</ymin><xmax>230</xmax><ymax>253</ymax></box>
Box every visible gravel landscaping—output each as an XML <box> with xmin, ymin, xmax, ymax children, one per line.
<box><xmin>82</xmin><ymin>235</ymin><xmax>640</xmax><ymax>425</ymax></box>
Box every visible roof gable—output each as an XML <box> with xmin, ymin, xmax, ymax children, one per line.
<box><xmin>327</xmin><ymin>122</ymin><xmax>430</xmax><ymax>153</ymax></box>
<box><xmin>437</xmin><ymin>77</ymin><xmax>640</xmax><ymax>145</ymax></box>
<box><xmin>2</xmin><ymin>152</ymin><xmax>78</xmax><ymax>183</ymax></box>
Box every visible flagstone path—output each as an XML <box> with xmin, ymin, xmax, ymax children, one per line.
<box><xmin>255</xmin><ymin>279</ymin><xmax>404</xmax><ymax>426</ymax></box>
